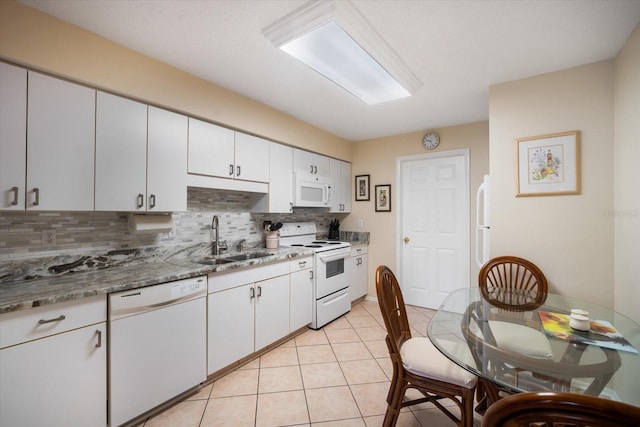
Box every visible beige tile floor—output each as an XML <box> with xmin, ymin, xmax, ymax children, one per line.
<box><xmin>137</xmin><ymin>300</ymin><xmax>482</xmax><ymax>427</ymax></box>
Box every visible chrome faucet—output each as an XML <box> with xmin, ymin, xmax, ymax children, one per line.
<box><xmin>211</xmin><ymin>215</ymin><xmax>228</xmax><ymax>255</ymax></box>
<box><xmin>237</xmin><ymin>239</ymin><xmax>246</xmax><ymax>252</ymax></box>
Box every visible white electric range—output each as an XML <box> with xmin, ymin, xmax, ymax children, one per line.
<box><xmin>279</xmin><ymin>222</ymin><xmax>351</xmax><ymax>329</ymax></box>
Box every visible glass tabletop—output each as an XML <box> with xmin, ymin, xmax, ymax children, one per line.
<box><xmin>427</xmin><ymin>287</ymin><xmax>640</xmax><ymax>407</ymax></box>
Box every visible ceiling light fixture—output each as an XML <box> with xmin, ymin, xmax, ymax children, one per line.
<box><xmin>263</xmin><ymin>0</ymin><xmax>422</xmax><ymax>105</ymax></box>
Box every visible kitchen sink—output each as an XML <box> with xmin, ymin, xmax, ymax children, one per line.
<box><xmin>194</xmin><ymin>258</ymin><xmax>234</xmax><ymax>266</ymax></box>
<box><xmin>225</xmin><ymin>252</ymin><xmax>274</xmax><ymax>262</ymax></box>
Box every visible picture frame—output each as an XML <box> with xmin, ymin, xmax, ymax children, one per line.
<box><xmin>355</xmin><ymin>175</ymin><xmax>370</xmax><ymax>201</ymax></box>
<box><xmin>515</xmin><ymin>130</ymin><xmax>580</xmax><ymax>197</ymax></box>
<box><xmin>375</xmin><ymin>184</ymin><xmax>391</xmax><ymax>212</ymax></box>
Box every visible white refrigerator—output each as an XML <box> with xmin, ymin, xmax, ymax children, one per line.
<box><xmin>475</xmin><ymin>174</ymin><xmax>490</xmax><ymax>267</ymax></box>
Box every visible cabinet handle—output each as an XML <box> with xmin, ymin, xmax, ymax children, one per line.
<box><xmin>10</xmin><ymin>187</ymin><xmax>19</xmax><ymax>206</ymax></box>
<box><xmin>310</xmin><ymin>270</ymin><xmax>314</xmax><ymax>280</ymax></box>
<box><xmin>95</xmin><ymin>329</ymin><xmax>102</xmax><ymax>348</ymax></box>
<box><xmin>313</xmin><ymin>165</ymin><xmax>318</xmax><ymax>174</ymax></box>
<box><xmin>137</xmin><ymin>193</ymin><xmax>144</xmax><ymax>208</ymax></box>
<box><xmin>289</xmin><ymin>202</ymin><xmax>293</xmax><ymax>213</ymax></box>
<box><xmin>32</xmin><ymin>188</ymin><xmax>40</xmax><ymax>206</ymax></box>
<box><xmin>310</xmin><ymin>165</ymin><xmax>314</xmax><ymax>174</ymax></box>
<box><xmin>229</xmin><ymin>164</ymin><xmax>234</xmax><ymax>176</ymax></box>
<box><xmin>149</xmin><ymin>194</ymin><xmax>156</xmax><ymax>209</ymax></box>
<box><xmin>257</xmin><ymin>285</ymin><xmax>262</xmax><ymax>297</ymax></box>
<box><xmin>38</xmin><ymin>314</ymin><xmax>65</xmax><ymax>325</ymax></box>
<box><xmin>250</xmin><ymin>287</ymin><xmax>255</xmax><ymax>299</ymax></box>
<box><xmin>236</xmin><ymin>165</ymin><xmax>241</xmax><ymax>177</ymax></box>
<box><xmin>299</xmin><ymin>260</ymin><xmax>307</xmax><ymax>268</ymax></box>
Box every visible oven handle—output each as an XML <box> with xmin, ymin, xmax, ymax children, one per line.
<box><xmin>317</xmin><ymin>248</ymin><xmax>350</xmax><ymax>263</ymax></box>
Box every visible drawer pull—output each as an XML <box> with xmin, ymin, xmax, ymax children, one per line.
<box><xmin>95</xmin><ymin>329</ymin><xmax>102</xmax><ymax>348</ymax></box>
<box><xmin>38</xmin><ymin>315</ymin><xmax>66</xmax><ymax>325</ymax></box>
<box><xmin>11</xmin><ymin>187</ymin><xmax>19</xmax><ymax>205</ymax></box>
<box><xmin>298</xmin><ymin>260</ymin><xmax>307</xmax><ymax>268</ymax></box>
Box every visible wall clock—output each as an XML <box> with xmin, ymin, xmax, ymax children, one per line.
<box><xmin>422</xmin><ymin>132</ymin><xmax>440</xmax><ymax>150</ymax></box>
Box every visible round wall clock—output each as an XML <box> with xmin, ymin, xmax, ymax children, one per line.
<box><xmin>422</xmin><ymin>132</ymin><xmax>440</xmax><ymax>150</ymax></box>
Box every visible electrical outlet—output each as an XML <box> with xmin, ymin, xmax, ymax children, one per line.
<box><xmin>357</xmin><ymin>219</ymin><xmax>364</xmax><ymax>229</ymax></box>
<box><xmin>42</xmin><ymin>229</ymin><xmax>56</xmax><ymax>247</ymax></box>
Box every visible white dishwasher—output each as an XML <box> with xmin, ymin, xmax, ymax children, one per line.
<box><xmin>108</xmin><ymin>276</ymin><xmax>207</xmax><ymax>427</ymax></box>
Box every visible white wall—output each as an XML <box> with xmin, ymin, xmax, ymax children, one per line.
<box><xmin>489</xmin><ymin>61</ymin><xmax>615</xmax><ymax>308</ymax></box>
<box><xmin>614</xmin><ymin>24</ymin><xmax>640</xmax><ymax>324</ymax></box>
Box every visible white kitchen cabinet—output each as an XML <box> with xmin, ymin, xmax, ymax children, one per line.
<box><xmin>349</xmin><ymin>245</ymin><xmax>369</xmax><ymax>302</ymax></box>
<box><xmin>26</xmin><ymin>71</ymin><xmax>96</xmax><ymax>210</ymax></box>
<box><xmin>290</xmin><ymin>257</ymin><xmax>313</xmax><ymax>331</ymax></box>
<box><xmin>251</xmin><ymin>142</ymin><xmax>294</xmax><ymax>213</ymax></box>
<box><xmin>147</xmin><ymin>106</ymin><xmax>188</xmax><ymax>211</ymax></box>
<box><xmin>188</xmin><ymin>118</ymin><xmax>269</xmax><ymax>183</ymax></box>
<box><xmin>0</xmin><ymin>62</ymin><xmax>26</xmax><ymax>210</ymax></box>
<box><xmin>0</xmin><ymin>296</ymin><xmax>107</xmax><ymax>427</ymax></box>
<box><xmin>207</xmin><ymin>261</ymin><xmax>290</xmax><ymax>374</ymax></box>
<box><xmin>95</xmin><ymin>92</ymin><xmax>148</xmax><ymax>211</ymax></box>
<box><xmin>330</xmin><ymin>158</ymin><xmax>352</xmax><ymax>213</ymax></box>
<box><xmin>293</xmin><ymin>148</ymin><xmax>330</xmax><ymax>179</ymax></box>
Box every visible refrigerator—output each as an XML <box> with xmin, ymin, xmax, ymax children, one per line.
<box><xmin>475</xmin><ymin>174</ymin><xmax>490</xmax><ymax>267</ymax></box>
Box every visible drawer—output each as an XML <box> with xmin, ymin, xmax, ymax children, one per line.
<box><xmin>350</xmin><ymin>245</ymin><xmax>368</xmax><ymax>257</ymax></box>
<box><xmin>0</xmin><ymin>295</ymin><xmax>106</xmax><ymax>349</ymax></box>
<box><xmin>208</xmin><ymin>260</ymin><xmax>289</xmax><ymax>294</ymax></box>
<box><xmin>290</xmin><ymin>256</ymin><xmax>313</xmax><ymax>273</ymax></box>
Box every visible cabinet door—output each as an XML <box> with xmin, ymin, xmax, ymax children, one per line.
<box><xmin>340</xmin><ymin>161</ymin><xmax>352</xmax><ymax>212</ymax></box>
<box><xmin>0</xmin><ymin>63</ymin><xmax>27</xmax><ymax>210</ymax></box>
<box><xmin>255</xmin><ymin>274</ymin><xmax>290</xmax><ymax>350</ymax></box>
<box><xmin>0</xmin><ymin>324</ymin><xmax>106</xmax><ymax>427</ymax></box>
<box><xmin>147</xmin><ymin>106</ymin><xmax>188</xmax><ymax>211</ymax></box>
<box><xmin>293</xmin><ymin>148</ymin><xmax>331</xmax><ymax>179</ymax></box>
<box><xmin>358</xmin><ymin>254</ymin><xmax>368</xmax><ymax>299</ymax></box>
<box><xmin>95</xmin><ymin>92</ymin><xmax>148</xmax><ymax>211</ymax></box>
<box><xmin>290</xmin><ymin>267</ymin><xmax>313</xmax><ymax>331</ymax></box>
<box><xmin>188</xmin><ymin>118</ymin><xmax>235</xmax><ymax>178</ymax></box>
<box><xmin>27</xmin><ymin>72</ymin><xmax>95</xmax><ymax>210</ymax></box>
<box><xmin>208</xmin><ymin>284</ymin><xmax>255</xmax><ymax>374</ymax></box>
<box><xmin>234</xmin><ymin>132</ymin><xmax>269</xmax><ymax>183</ymax></box>
<box><xmin>349</xmin><ymin>251</ymin><xmax>369</xmax><ymax>302</ymax></box>
<box><xmin>269</xmin><ymin>142</ymin><xmax>293</xmax><ymax>213</ymax></box>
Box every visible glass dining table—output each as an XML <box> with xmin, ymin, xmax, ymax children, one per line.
<box><xmin>427</xmin><ymin>287</ymin><xmax>640</xmax><ymax>408</ymax></box>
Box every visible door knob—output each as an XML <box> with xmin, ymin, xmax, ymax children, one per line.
<box><xmin>403</xmin><ymin>237</ymin><xmax>410</xmax><ymax>243</ymax></box>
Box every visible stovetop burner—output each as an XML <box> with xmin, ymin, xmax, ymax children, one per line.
<box><xmin>278</xmin><ymin>222</ymin><xmax>351</xmax><ymax>252</ymax></box>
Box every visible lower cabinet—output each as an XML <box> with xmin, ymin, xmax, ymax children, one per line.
<box><xmin>350</xmin><ymin>245</ymin><xmax>369</xmax><ymax>302</ymax></box>
<box><xmin>290</xmin><ymin>257</ymin><xmax>313</xmax><ymax>331</ymax></box>
<box><xmin>0</xmin><ymin>296</ymin><xmax>107</xmax><ymax>427</ymax></box>
<box><xmin>207</xmin><ymin>262</ymin><xmax>291</xmax><ymax>374</ymax></box>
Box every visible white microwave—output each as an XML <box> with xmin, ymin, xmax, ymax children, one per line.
<box><xmin>293</xmin><ymin>172</ymin><xmax>331</xmax><ymax>208</ymax></box>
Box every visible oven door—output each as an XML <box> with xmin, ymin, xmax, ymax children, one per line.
<box><xmin>315</xmin><ymin>247</ymin><xmax>351</xmax><ymax>299</ymax></box>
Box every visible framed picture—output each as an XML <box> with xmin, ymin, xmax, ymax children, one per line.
<box><xmin>355</xmin><ymin>175</ymin><xmax>370</xmax><ymax>201</ymax></box>
<box><xmin>375</xmin><ymin>184</ymin><xmax>391</xmax><ymax>212</ymax></box>
<box><xmin>515</xmin><ymin>130</ymin><xmax>580</xmax><ymax>197</ymax></box>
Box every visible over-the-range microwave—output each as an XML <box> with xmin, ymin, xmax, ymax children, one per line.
<box><xmin>293</xmin><ymin>172</ymin><xmax>331</xmax><ymax>208</ymax></box>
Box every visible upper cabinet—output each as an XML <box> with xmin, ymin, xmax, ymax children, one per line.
<box><xmin>330</xmin><ymin>159</ymin><xmax>352</xmax><ymax>213</ymax></box>
<box><xmin>95</xmin><ymin>94</ymin><xmax>187</xmax><ymax>212</ymax></box>
<box><xmin>27</xmin><ymin>71</ymin><xmax>96</xmax><ymax>211</ymax></box>
<box><xmin>293</xmin><ymin>148</ymin><xmax>330</xmax><ymax>180</ymax></box>
<box><xmin>0</xmin><ymin>62</ymin><xmax>26</xmax><ymax>210</ymax></box>
<box><xmin>147</xmin><ymin>107</ymin><xmax>188</xmax><ymax>212</ymax></box>
<box><xmin>251</xmin><ymin>142</ymin><xmax>294</xmax><ymax>213</ymax></box>
<box><xmin>188</xmin><ymin>118</ymin><xmax>269</xmax><ymax>183</ymax></box>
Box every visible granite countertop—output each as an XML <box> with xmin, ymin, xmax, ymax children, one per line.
<box><xmin>0</xmin><ymin>247</ymin><xmax>314</xmax><ymax>314</ymax></box>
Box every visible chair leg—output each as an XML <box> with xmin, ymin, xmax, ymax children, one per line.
<box><xmin>461</xmin><ymin>388</ymin><xmax>475</xmax><ymax>427</ymax></box>
<box><xmin>382</xmin><ymin>381</ymin><xmax>405</xmax><ymax>427</ymax></box>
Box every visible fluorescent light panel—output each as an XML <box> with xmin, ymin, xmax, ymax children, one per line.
<box><xmin>264</xmin><ymin>0</ymin><xmax>421</xmax><ymax>105</ymax></box>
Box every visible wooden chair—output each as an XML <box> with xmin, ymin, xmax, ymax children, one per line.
<box><xmin>376</xmin><ymin>265</ymin><xmax>477</xmax><ymax>427</ymax></box>
<box><xmin>479</xmin><ymin>255</ymin><xmax>548</xmax><ymax>311</ymax></box>
<box><xmin>481</xmin><ymin>391</ymin><xmax>640</xmax><ymax>427</ymax></box>
<box><xmin>475</xmin><ymin>256</ymin><xmax>553</xmax><ymax>411</ymax></box>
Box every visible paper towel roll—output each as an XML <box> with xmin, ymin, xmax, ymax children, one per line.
<box><xmin>128</xmin><ymin>214</ymin><xmax>173</xmax><ymax>234</ymax></box>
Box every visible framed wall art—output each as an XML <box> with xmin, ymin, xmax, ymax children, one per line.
<box><xmin>515</xmin><ymin>130</ymin><xmax>581</xmax><ymax>197</ymax></box>
<box><xmin>355</xmin><ymin>175</ymin><xmax>370</xmax><ymax>201</ymax></box>
<box><xmin>375</xmin><ymin>184</ymin><xmax>391</xmax><ymax>212</ymax></box>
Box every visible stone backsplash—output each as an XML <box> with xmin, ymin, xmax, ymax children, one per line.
<box><xmin>0</xmin><ymin>187</ymin><xmax>348</xmax><ymax>262</ymax></box>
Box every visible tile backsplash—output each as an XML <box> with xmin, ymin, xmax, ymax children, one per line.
<box><xmin>0</xmin><ymin>187</ymin><xmax>346</xmax><ymax>261</ymax></box>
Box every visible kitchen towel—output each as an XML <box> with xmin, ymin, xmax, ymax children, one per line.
<box><xmin>128</xmin><ymin>213</ymin><xmax>173</xmax><ymax>234</ymax></box>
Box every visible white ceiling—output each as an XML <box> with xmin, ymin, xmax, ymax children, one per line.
<box><xmin>19</xmin><ymin>0</ymin><xmax>640</xmax><ymax>141</ymax></box>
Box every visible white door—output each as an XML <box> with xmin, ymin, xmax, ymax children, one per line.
<box><xmin>268</xmin><ymin>142</ymin><xmax>293</xmax><ymax>213</ymax></box>
<box><xmin>255</xmin><ymin>275</ymin><xmax>290</xmax><ymax>350</ymax></box>
<box><xmin>188</xmin><ymin>118</ymin><xmax>235</xmax><ymax>178</ymax></box>
<box><xmin>234</xmin><ymin>132</ymin><xmax>270</xmax><ymax>183</ymax></box>
<box><xmin>398</xmin><ymin>150</ymin><xmax>469</xmax><ymax>309</ymax></box>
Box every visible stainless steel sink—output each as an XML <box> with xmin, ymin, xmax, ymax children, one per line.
<box><xmin>194</xmin><ymin>258</ymin><xmax>234</xmax><ymax>266</ymax></box>
<box><xmin>225</xmin><ymin>252</ymin><xmax>273</xmax><ymax>262</ymax></box>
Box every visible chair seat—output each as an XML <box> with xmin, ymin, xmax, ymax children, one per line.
<box><xmin>489</xmin><ymin>320</ymin><xmax>554</xmax><ymax>359</ymax></box>
<box><xmin>401</xmin><ymin>337</ymin><xmax>477</xmax><ymax>388</ymax></box>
